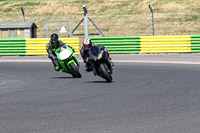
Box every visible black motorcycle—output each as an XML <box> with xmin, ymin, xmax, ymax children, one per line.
<box><xmin>88</xmin><ymin>48</ymin><xmax>113</xmax><ymax>82</ymax></box>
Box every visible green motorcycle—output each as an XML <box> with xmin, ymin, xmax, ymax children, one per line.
<box><xmin>55</xmin><ymin>44</ymin><xmax>81</xmax><ymax>78</ymax></box>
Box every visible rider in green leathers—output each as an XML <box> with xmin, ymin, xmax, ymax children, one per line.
<box><xmin>46</xmin><ymin>33</ymin><xmax>74</xmax><ymax>71</ymax></box>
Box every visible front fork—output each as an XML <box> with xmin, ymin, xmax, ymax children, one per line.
<box><xmin>72</xmin><ymin>53</ymin><xmax>80</xmax><ymax>66</ymax></box>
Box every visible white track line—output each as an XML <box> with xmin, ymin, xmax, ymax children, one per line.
<box><xmin>113</xmin><ymin>60</ymin><xmax>200</xmax><ymax>64</ymax></box>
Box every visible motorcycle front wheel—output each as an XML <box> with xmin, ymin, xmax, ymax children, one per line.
<box><xmin>99</xmin><ymin>63</ymin><xmax>112</xmax><ymax>82</ymax></box>
<box><xmin>69</xmin><ymin>63</ymin><xmax>82</xmax><ymax>78</ymax></box>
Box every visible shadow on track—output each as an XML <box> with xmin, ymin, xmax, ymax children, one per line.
<box><xmin>51</xmin><ymin>77</ymin><xmax>75</xmax><ymax>79</ymax></box>
<box><xmin>85</xmin><ymin>81</ymin><xmax>114</xmax><ymax>83</ymax></box>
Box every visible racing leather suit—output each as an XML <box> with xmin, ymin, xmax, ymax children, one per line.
<box><xmin>80</xmin><ymin>44</ymin><xmax>111</xmax><ymax>72</ymax></box>
<box><xmin>46</xmin><ymin>40</ymin><xmax>74</xmax><ymax>71</ymax></box>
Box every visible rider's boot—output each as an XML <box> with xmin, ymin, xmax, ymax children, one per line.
<box><xmin>55</xmin><ymin>65</ymin><xmax>61</xmax><ymax>71</ymax></box>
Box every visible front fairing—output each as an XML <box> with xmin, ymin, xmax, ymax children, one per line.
<box><xmin>89</xmin><ymin>46</ymin><xmax>101</xmax><ymax>57</ymax></box>
<box><xmin>87</xmin><ymin>46</ymin><xmax>102</xmax><ymax>62</ymax></box>
<box><xmin>55</xmin><ymin>45</ymin><xmax>79</xmax><ymax>73</ymax></box>
<box><xmin>58</xmin><ymin>49</ymin><xmax>72</xmax><ymax>60</ymax></box>
<box><xmin>55</xmin><ymin>45</ymin><xmax>73</xmax><ymax>61</ymax></box>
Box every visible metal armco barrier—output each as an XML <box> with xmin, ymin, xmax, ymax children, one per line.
<box><xmin>0</xmin><ymin>38</ymin><xmax>80</xmax><ymax>56</ymax></box>
<box><xmin>88</xmin><ymin>35</ymin><xmax>200</xmax><ymax>54</ymax></box>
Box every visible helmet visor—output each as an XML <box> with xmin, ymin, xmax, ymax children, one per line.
<box><xmin>51</xmin><ymin>35</ymin><xmax>58</xmax><ymax>44</ymax></box>
<box><xmin>84</xmin><ymin>44</ymin><xmax>90</xmax><ymax>49</ymax></box>
<box><xmin>52</xmin><ymin>40</ymin><xmax>57</xmax><ymax>43</ymax></box>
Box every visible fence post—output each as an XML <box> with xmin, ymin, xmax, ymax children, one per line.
<box><xmin>46</xmin><ymin>21</ymin><xmax>48</xmax><ymax>38</ymax></box>
<box><xmin>69</xmin><ymin>20</ymin><xmax>72</xmax><ymax>38</ymax></box>
<box><xmin>21</xmin><ymin>7</ymin><xmax>25</xmax><ymax>22</ymax></box>
<box><xmin>83</xmin><ymin>5</ymin><xmax>88</xmax><ymax>39</ymax></box>
<box><xmin>148</xmin><ymin>4</ymin><xmax>154</xmax><ymax>36</ymax></box>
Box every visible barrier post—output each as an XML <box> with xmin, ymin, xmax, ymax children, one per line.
<box><xmin>83</xmin><ymin>5</ymin><xmax>88</xmax><ymax>39</ymax></box>
<box><xmin>46</xmin><ymin>21</ymin><xmax>48</xmax><ymax>38</ymax></box>
<box><xmin>148</xmin><ymin>4</ymin><xmax>154</xmax><ymax>36</ymax></box>
<box><xmin>21</xmin><ymin>7</ymin><xmax>25</xmax><ymax>22</ymax></box>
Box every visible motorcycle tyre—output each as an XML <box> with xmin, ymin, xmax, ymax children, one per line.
<box><xmin>99</xmin><ymin>63</ymin><xmax>112</xmax><ymax>82</ymax></box>
<box><xmin>69</xmin><ymin>62</ymin><xmax>82</xmax><ymax>78</ymax></box>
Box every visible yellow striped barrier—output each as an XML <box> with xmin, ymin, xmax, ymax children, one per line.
<box><xmin>25</xmin><ymin>38</ymin><xmax>80</xmax><ymax>55</ymax></box>
<box><xmin>140</xmin><ymin>36</ymin><xmax>191</xmax><ymax>53</ymax></box>
<box><xmin>89</xmin><ymin>36</ymin><xmax>200</xmax><ymax>54</ymax></box>
<box><xmin>1</xmin><ymin>36</ymin><xmax>200</xmax><ymax>55</ymax></box>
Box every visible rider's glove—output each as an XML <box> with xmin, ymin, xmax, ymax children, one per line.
<box><xmin>104</xmin><ymin>48</ymin><xmax>110</xmax><ymax>55</ymax></box>
<box><xmin>52</xmin><ymin>56</ymin><xmax>57</xmax><ymax>60</ymax></box>
<box><xmin>94</xmin><ymin>57</ymin><xmax>98</xmax><ymax>61</ymax></box>
<box><xmin>85</xmin><ymin>57</ymin><xmax>89</xmax><ymax>63</ymax></box>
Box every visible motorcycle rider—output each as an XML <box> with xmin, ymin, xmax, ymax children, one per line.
<box><xmin>80</xmin><ymin>38</ymin><xmax>113</xmax><ymax>72</ymax></box>
<box><xmin>46</xmin><ymin>33</ymin><xmax>74</xmax><ymax>71</ymax></box>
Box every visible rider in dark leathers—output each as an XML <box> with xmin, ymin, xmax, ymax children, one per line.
<box><xmin>46</xmin><ymin>33</ymin><xmax>74</xmax><ymax>71</ymax></box>
<box><xmin>80</xmin><ymin>38</ymin><xmax>113</xmax><ymax>72</ymax></box>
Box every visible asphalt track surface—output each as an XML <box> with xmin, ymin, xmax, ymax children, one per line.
<box><xmin>1</xmin><ymin>54</ymin><xmax>200</xmax><ymax>133</ymax></box>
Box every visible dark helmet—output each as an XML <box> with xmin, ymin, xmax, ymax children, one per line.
<box><xmin>83</xmin><ymin>39</ymin><xmax>92</xmax><ymax>49</ymax></box>
<box><xmin>50</xmin><ymin>33</ymin><xmax>59</xmax><ymax>44</ymax></box>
